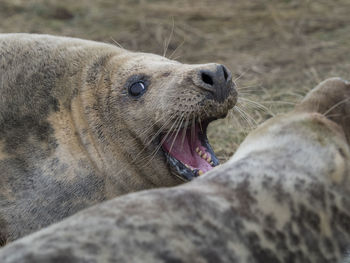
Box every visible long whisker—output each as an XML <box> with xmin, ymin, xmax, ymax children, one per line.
<box><xmin>324</xmin><ymin>98</ymin><xmax>350</xmax><ymax>116</ymax></box>
<box><xmin>163</xmin><ymin>17</ymin><xmax>175</xmax><ymax>58</ymax></box>
<box><xmin>113</xmin><ymin>110</ymin><xmax>170</xmax><ymax>146</ymax></box>
<box><xmin>191</xmin><ymin>113</ymin><xmax>196</xmax><ymax>146</ymax></box>
<box><xmin>233</xmin><ymin>107</ymin><xmax>252</xmax><ymax>128</ymax></box>
<box><xmin>237</xmin><ymin>85</ymin><xmax>259</xmax><ymax>91</ymax></box>
<box><xmin>110</xmin><ymin>37</ymin><xmax>124</xmax><ymax>48</ymax></box>
<box><xmin>228</xmin><ymin>109</ymin><xmax>242</xmax><ymax>128</ymax></box>
<box><xmin>234</xmin><ymin>68</ymin><xmax>249</xmax><ymax>84</ymax></box>
<box><xmin>236</xmin><ymin>90</ymin><xmax>259</xmax><ymax>96</ymax></box>
<box><xmin>234</xmin><ymin>106</ymin><xmax>256</xmax><ymax>129</ymax></box>
<box><xmin>169</xmin><ymin>114</ymin><xmax>185</xmax><ymax>153</ymax></box>
<box><xmin>113</xmin><ymin>113</ymin><xmax>177</xmax><ymax>176</ymax></box>
<box><xmin>171</xmin><ymin>55</ymin><xmax>182</xmax><ymax>61</ymax></box>
<box><xmin>137</xmin><ymin>114</ymin><xmax>170</xmax><ymax>139</ymax></box>
<box><xmin>144</xmin><ymin>112</ymin><xmax>177</xmax><ymax>147</ymax></box>
<box><xmin>181</xmin><ymin>115</ymin><xmax>190</xmax><ymax>149</ymax></box>
<box><xmin>168</xmin><ymin>39</ymin><xmax>185</xmax><ymax>60</ymax></box>
<box><xmin>233</xmin><ymin>109</ymin><xmax>254</xmax><ymax>130</ymax></box>
<box><xmin>238</xmin><ymin>97</ymin><xmax>275</xmax><ymax>117</ymax></box>
<box><xmin>236</xmin><ymin>103</ymin><xmax>260</xmax><ymax>124</ymax></box>
<box><xmin>260</xmin><ymin>100</ymin><xmax>297</xmax><ymax>106</ymax></box>
<box><xmin>198</xmin><ymin>116</ymin><xmax>203</xmax><ymax>134</ymax></box>
<box><xmin>140</xmin><ymin>114</ymin><xmax>182</xmax><ymax>166</ymax></box>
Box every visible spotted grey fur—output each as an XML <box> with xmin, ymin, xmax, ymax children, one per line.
<box><xmin>0</xmin><ymin>78</ymin><xmax>349</xmax><ymax>262</ymax></box>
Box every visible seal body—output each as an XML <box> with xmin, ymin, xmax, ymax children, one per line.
<box><xmin>0</xmin><ymin>78</ymin><xmax>349</xmax><ymax>262</ymax></box>
<box><xmin>0</xmin><ymin>34</ymin><xmax>237</xmax><ymax>242</ymax></box>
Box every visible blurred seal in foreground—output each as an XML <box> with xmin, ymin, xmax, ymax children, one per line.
<box><xmin>0</xmin><ymin>78</ymin><xmax>349</xmax><ymax>262</ymax></box>
<box><xmin>0</xmin><ymin>34</ymin><xmax>237</xmax><ymax>243</ymax></box>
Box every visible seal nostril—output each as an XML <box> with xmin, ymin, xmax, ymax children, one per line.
<box><xmin>201</xmin><ymin>72</ymin><xmax>214</xmax><ymax>86</ymax></box>
<box><xmin>222</xmin><ymin>66</ymin><xmax>229</xmax><ymax>81</ymax></box>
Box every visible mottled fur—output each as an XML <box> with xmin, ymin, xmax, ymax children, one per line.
<box><xmin>0</xmin><ymin>78</ymin><xmax>349</xmax><ymax>262</ymax></box>
<box><xmin>0</xmin><ymin>34</ymin><xmax>237</xmax><ymax>242</ymax></box>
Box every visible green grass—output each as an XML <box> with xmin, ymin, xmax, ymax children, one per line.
<box><xmin>1</xmin><ymin>0</ymin><xmax>350</xmax><ymax>161</ymax></box>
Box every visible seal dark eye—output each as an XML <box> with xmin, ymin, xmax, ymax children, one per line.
<box><xmin>129</xmin><ymin>81</ymin><xmax>146</xmax><ymax>97</ymax></box>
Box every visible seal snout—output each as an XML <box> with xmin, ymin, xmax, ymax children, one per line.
<box><xmin>198</xmin><ymin>64</ymin><xmax>235</xmax><ymax>103</ymax></box>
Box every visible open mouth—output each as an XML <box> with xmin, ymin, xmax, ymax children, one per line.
<box><xmin>161</xmin><ymin>121</ymin><xmax>219</xmax><ymax>181</ymax></box>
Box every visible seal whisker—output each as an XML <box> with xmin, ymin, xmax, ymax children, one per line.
<box><xmin>232</xmin><ymin>107</ymin><xmax>252</xmax><ymax>129</ymax></box>
<box><xmin>238</xmin><ymin>97</ymin><xmax>275</xmax><ymax>117</ymax></box>
<box><xmin>138</xmin><ymin>114</ymin><xmax>182</xmax><ymax>166</ymax></box>
<box><xmin>201</xmin><ymin>106</ymin><xmax>210</xmax><ymax>119</ymax></box>
<box><xmin>190</xmin><ymin>113</ymin><xmax>196</xmax><ymax>146</ymax></box>
<box><xmin>324</xmin><ymin>98</ymin><xmax>350</xmax><ymax>117</ymax></box>
<box><xmin>128</xmin><ymin>113</ymin><xmax>176</xmax><ymax>162</ymax></box>
<box><xmin>235</xmin><ymin>104</ymin><xmax>258</xmax><ymax>126</ymax></box>
<box><xmin>235</xmin><ymin>91</ymin><xmax>256</xmax><ymax>96</ymax></box>
<box><xmin>103</xmin><ymin>112</ymin><xmax>177</xmax><ymax>181</ymax></box>
<box><xmin>233</xmin><ymin>69</ymin><xmax>249</xmax><ymax>84</ymax></box>
<box><xmin>136</xmin><ymin>117</ymin><xmax>172</xmax><ymax>149</ymax></box>
<box><xmin>171</xmin><ymin>55</ymin><xmax>182</xmax><ymax>61</ymax></box>
<box><xmin>233</xmin><ymin>106</ymin><xmax>256</xmax><ymax>129</ymax></box>
<box><xmin>180</xmin><ymin>115</ymin><xmax>190</xmax><ymax>149</ymax></box>
<box><xmin>236</xmin><ymin>84</ymin><xmax>259</xmax><ymax>91</ymax></box>
<box><xmin>262</xmin><ymin>100</ymin><xmax>297</xmax><ymax>105</ymax></box>
<box><xmin>112</xmin><ymin>112</ymin><xmax>167</xmax><ymax>146</ymax></box>
<box><xmin>227</xmin><ymin>109</ymin><xmax>244</xmax><ymax>129</ymax></box>
<box><xmin>168</xmin><ymin>39</ymin><xmax>185</xmax><ymax>60</ymax></box>
<box><xmin>163</xmin><ymin>17</ymin><xmax>175</xmax><ymax>58</ymax></box>
<box><xmin>168</xmin><ymin>114</ymin><xmax>186</xmax><ymax>153</ymax></box>
<box><xmin>137</xmin><ymin>115</ymin><xmax>170</xmax><ymax>140</ymax></box>
<box><xmin>198</xmin><ymin>116</ymin><xmax>203</xmax><ymax>134</ymax></box>
<box><xmin>111</xmin><ymin>116</ymin><xmax>177</xmax><ymax>181</ymax></box>
<box><xmin>143</xmin><ymin>113</ymin><xmax>178</xmax><ymax>147</ymax></box>
<box><xmin>109</xmin><ymin>37</ymin><xmax>124</xmax><ymax>49</ymax></box>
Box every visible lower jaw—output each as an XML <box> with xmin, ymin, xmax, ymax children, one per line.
<box><xmin>163</xmin><ymin>151</ymin><xmax>198</xmax><ymax>181</ymax></box>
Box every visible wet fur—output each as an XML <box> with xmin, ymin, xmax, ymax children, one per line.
<box><xmin>0</xmin><ymin>78</ymin><xmax>349</xmax><ymax>262</ymax></box>
<box><xmin>0</xmin><ymin>34</ymin><xmax>237</xmax><ymax>242</ymax></box>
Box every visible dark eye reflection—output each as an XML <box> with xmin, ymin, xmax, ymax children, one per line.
<box><xmin>129</xmin><ymin>81</ymin><xmax>147</xmax><ymax>97</ymax></box>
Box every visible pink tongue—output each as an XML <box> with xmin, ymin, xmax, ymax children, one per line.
<box><xmin>162</xmin><ymin>125</ymin><xmax>213</xmax><ymax>173</ymax></box>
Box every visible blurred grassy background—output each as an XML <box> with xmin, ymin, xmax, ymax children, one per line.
<box><xmin>1</xmin><ymin>0</ymin><xmax>350</xmax><ymax>161</ymax></box>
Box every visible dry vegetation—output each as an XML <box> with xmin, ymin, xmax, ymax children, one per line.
<box><xmin>1</xmin><ymin>0</ymin><xmax>350</xmax><ymax>161</ymax></box>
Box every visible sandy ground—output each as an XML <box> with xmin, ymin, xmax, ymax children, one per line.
<box><xmin>1</xmin><ymin>0</ymin><xmax>350</xmax><ymax>161</ymax></box>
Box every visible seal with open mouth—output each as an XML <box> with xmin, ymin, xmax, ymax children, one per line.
<box><xmin>0</xmin><ymin>34</ymin><xmax>237</xmax><ymax>242</ymax></box>
<box><xmin>159</xmin><ymin>63</ymin><xmax>235</xmax><ymax>180</ymax></box>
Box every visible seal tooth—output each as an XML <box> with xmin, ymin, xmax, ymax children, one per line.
<box><xmin>210</xmin><ymin>161</ymin><xmax>214</xmax><ymax>166</ymax></box>
<box><xmin>202</xmin><ymin>153</ymin><xmax>207</xmax><ymax>159</ymax></box>
<box><xmin>195</xmin><ymin>147</ymin><xmax>200</xmax><ymax>153</ymax></box>
<box><xmin>198</xmin><ymin>150</ymin><xmax>203</xmax><ymax>156</ymax></box>
<box><xmin>198</xmin><ymin>170</ymin><xmax>204</xmax><ymax>176</ymax></box>
<box><xmin>207</xmin><ymin>156</ymin><xmax>211</xmax><ymax>162</ymax></box>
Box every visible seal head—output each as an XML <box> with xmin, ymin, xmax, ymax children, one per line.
<box><xmin>0</xmin><ymin>34</ymin><xmax>237</xmax><ymax>241</ymax></box>
<box><xmin>102</xmin><ymin>52</ymin><xmax>237</xmax><ymax>182</ymax></box>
